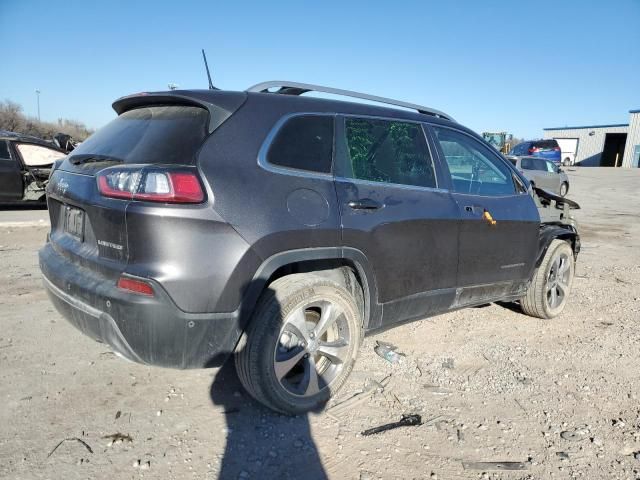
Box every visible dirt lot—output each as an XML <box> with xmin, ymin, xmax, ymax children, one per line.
<box><xmin>1</xmin><ymin>168</ymin><xmax>639</xmax><ymax>480</ymax></box>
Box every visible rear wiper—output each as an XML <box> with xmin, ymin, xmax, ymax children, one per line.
<box><xmin>69</xmin><ymin>154</ymin><xmax>125</xmax><ymax>166</ymax></box>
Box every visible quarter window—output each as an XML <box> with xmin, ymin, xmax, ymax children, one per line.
<box><xmin>267</xmin><ymin>115</ymin><xmax>334</xmax><ymax>173</ymax></box>
<box><xmin>0</xmin><ymin>141</ymin><xmax>11</xmax><ymax>161</ymax></box>
<box><xmin>433</xmin><ymin>127</ymin><xmax>515</xmax><ymax>196</ymax></box>
<box><xmin>341</xmin><ymin>118</ymin><xmax>437</xmax><ymax>188</ymax></box>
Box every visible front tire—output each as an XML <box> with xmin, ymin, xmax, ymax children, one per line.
<box><xmin>235</xmin><ymin>273</ymin><xmax>363</xmax><ymax>414</ymax></box>
<box><xmin>521</xmin><ymin>239</ymin><xmax>575</xmax><ymax>319</ymax></box>
<box><xmin>560</xmin><ymin>182</ymin><xmax>569</xmax><ymax>197</ymax></box>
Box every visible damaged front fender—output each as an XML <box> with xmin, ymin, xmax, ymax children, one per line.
<box><xmin>532</xmin><ymin>187</ymin><xmax>581</xmax><ymax>267</ymax></box>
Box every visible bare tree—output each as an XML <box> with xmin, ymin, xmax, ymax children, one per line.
<box><xmin>0</xmin><ymin>99</ymin><xmax>93</xmax><ymax>141</ymax></box>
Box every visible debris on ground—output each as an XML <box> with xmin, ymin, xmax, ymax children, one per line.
<box><xmin>560</xmin><ymin>425</ymin><xmax>590</xmax><ymax>442</ymax></box>
<box><xmin>461</xmin><ymin>461</ymin><xmax>529</xmax><ymax>471</ymax></box>
<box><xmin>133</xmin><ymin>459</ymin><xmax>151</xmax><ymax>469</ymax></box>
<box><xmin>328</xmin><ymin>376</ymin><xmax>389</xmax><ymax>416</ymax></box>
<box><xmin>47</xmin><ymin>438</ymin><xmax>94</xmax><ymax>458</ymax></box>
<box><xmin>441</xmin><ymin>357</ymin><xmax>455</xmax><ymax>369</ymax></box>
<box><xmin>103</xmin><ymin>433</ymin><xmax>133</xmax><ymax>446</ymax></box>
<box><xmin>374</xmin><ymin>341</ymin><xmax>405</xmax><ymax>364</ymax></box>
<box><xmin>361</xmin><ymin>414</ymin><xmax>422</xmax><ymax>436</ymax></box>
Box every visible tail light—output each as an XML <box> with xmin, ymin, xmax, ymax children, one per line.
<box><xmin>553</xmin><ymin>146</ymin><xmax>561</xmax><ymax>151</ymax></box>
<box><xmin>117</xmin><ymin>276</ymin><xmax>154</xmax><ymax>296</ymax></box>
<box><xmin>528</xmin><ymin>147</ymin><xmax>539</xmax><ymax>154</ymax></box>
<box><xmin>97</xmin><ymin>166</ymin><xmax>205</xmax><ymax>203</ymax></box>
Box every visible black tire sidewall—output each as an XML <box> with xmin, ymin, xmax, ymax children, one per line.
<box><xmin>247</xmin><ymin>277</ymin><xmax>361</xmax><ymax>414</ymax></box>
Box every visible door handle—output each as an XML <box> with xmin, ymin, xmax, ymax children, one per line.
<box><xmin>464</xmin><ymin>205</ymin><xmax>497</xmax><ymax>225</ymax></box>
<box><xmin>482</xmin><ymin>210</ymin><xmax>497</xmax><ymax>226</ymax></box>
<box><xmin>348</xmin><ymin>199</ymin><xmax>383</xmax><ymax>210</ymax></box>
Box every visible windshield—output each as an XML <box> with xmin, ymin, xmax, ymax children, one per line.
<box><xmin>72</xmin><ymin>105</ymin><xmax>208</xmax><ymax>165</ymax></box>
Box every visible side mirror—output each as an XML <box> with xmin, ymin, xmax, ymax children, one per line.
<box><xmin>557</xmin><ymin>167</ymin><xmax>563</xmax><ymax>173</ymax></box>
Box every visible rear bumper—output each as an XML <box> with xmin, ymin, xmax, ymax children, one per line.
<box><xmin>39</xmin><ymin>242</ymin><xmax>241</xmax><ymax>369</ymax></box>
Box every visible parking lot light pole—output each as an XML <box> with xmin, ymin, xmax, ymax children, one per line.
<box><xmin>35</xmin><ymin>89</ymin><xmax>41</xmax><ymax>122</ymax></box>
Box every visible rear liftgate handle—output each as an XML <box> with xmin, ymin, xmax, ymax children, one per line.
<box><xmin>348</xmin><ymin>198</ymin><xmax>384</xmax><ymax>210</ymax></box>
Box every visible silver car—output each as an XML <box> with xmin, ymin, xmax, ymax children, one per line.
<box><xmin>508</xmin><ymin>156</ymin><xmax>570</xmax><ymax>196</ymax></box>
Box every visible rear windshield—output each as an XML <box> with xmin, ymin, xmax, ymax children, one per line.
<box><xmin>533</xmin><ymin>140</ymin><xmax>558</xmax><ymax>150</ymax></box>
<box><xmin>71</xmin><ymin>105</ymin><xmax>208</xmax><ymax>165</ymax></box>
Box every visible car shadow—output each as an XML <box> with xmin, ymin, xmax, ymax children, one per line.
<box><xmin>0</xmin><ymin>202</ymin><xmax>47</xmax><ymax>210</ymax></box>
<box><xmin>209</xmin><ymin>285</ymin><xmax>329</xmax><ymax>480</ymax></box>
<box><xmin>494</xmin><ymin>300</ymin><xmax>523</xmax><ymax>314</ymax></box>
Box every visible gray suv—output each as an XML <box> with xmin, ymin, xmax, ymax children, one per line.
<box><xmin>39</xmin><ymin>81</ymin><xmax>580</xmax><ymax>414</ymax></box>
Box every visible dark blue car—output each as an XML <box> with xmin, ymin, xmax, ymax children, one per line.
<box><xmin>509</xmin><ymin>139</ymin><xmax>561</xmax><ymax>164</ymax></box>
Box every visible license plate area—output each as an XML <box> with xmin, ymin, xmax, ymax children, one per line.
<box><xmin>64</xmin><ymin>205</ymin><xmax>85</xmax><ymax>241</ymax></box>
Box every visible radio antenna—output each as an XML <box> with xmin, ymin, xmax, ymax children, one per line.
<box><xmin>201</xmin><ymin>49</ymin><xmax>214</xmax><ymax>90</ymax></box>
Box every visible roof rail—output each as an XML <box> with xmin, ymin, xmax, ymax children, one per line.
<box><xmin>246</xmin><ymin>81</ymin><xmax>455</xmax><ymax>122</ymax></box>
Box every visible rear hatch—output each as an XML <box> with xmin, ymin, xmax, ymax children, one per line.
<box><xmin>531</xmin><ymin>140</ymin><xmax>561</xmax><ymax>160</ymax></box>
<box><xmin>46</xmin><ymin>91</ymin><xmax>246</xmax><ymax>279</ymax></box>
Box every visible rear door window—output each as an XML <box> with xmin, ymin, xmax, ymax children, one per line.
<box><xmin>70</xmin><ymin>105</ymin><xmax>209</xmax><ymax>165</ymax></box>
<box><xmin>521</xmin><ymin>157</ymin><xmax>534</xmax><ymax>170</ymax></box>
<box><xmin>339</xmin><ymin>117</ymin><xmax>437</xmax><ymax>188</ymax></box>
<box><xmin>533</xmin><ymin>158</ymin><xmax>549</xmax><ymax>171</ymax></box>
<box><xmin>266</xmin><ymin>115</ymin><xmax>334</xmax><ymax>173</ymax></box>
<box><xmin>433</xmin><ymin>126</ymin><xmax>515</xmax><ymax>196</ymax></box>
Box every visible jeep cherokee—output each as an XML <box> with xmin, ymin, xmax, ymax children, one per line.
<box><xmin>39</xmin><ymin>81</ymin><xmax>580</xmax><ymax>414</ymax></box>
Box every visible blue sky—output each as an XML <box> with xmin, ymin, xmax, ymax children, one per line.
<box><xmin>1</xmin><ymin>0</ymin><xmax>638</xmax><ymax>138</ymax></box>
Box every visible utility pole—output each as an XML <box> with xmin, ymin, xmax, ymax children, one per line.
<box><xmin>35</xmin><ymin>89</ymin><xmax>41</xmax><ymax>122</ymax></box>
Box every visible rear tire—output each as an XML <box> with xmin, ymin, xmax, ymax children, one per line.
<box><xmin>235</xmin><ymin>273</ymin><xmax>363</xmax><ymax>414</ymax></box>
<box><xmin>521</xmin><ymin>239</ymin><xmax>574</xmax><ymax>319</ymax></box>
<box><xmin>563</xmin><ymin>158</ymin><xmax>571</xmax><ymax>167</ymax></box>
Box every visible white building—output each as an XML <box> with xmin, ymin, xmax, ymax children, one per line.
<box><xmin>543</xmin><ymin>109</ymin><xmax>640</xmax><ymax>167</ymax></box>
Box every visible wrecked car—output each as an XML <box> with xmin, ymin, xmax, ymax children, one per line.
<box><xmin>39</xmin><ymin>82</ymin><xmax>580</xmax><ymax>414</ymax></box>
<box><xmin>0</xmin><ymin>130</ymin><xmax>66</xmax><ymax>203</ymax></box>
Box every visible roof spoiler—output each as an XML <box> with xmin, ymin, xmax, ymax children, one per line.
<box><xmin>112</xmin><ymin>91</ymin><xmax>247</xmax><ymax>134</ymax></box>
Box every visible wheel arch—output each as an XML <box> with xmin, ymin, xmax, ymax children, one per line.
<box><xmin>239</xmin><ymin>247</ymin><xmax>379</xmax><ymax>331</ymax></box>
<box><xmin>535</xmin><ymin>224</ymin><xmax>580</xmax><ymax>268</ymax></box>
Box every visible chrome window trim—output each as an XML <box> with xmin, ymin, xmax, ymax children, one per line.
<box><xmin>257</xmin><ymin>112</ymin><xmax>335</xmax><ymax>180</ymax></box>
<box><xmin>334</xmin><ymin>175</ymin><xmax>448</xmax><ymax>194</ymax></box>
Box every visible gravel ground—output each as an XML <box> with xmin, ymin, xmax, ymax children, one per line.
<box><xmin>1</xmin><ymin>167</ymin><xmax>639</xmax><ymax>480</ymax></box>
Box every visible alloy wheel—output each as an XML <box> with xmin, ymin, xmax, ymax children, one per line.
<box><xmin>273</xmin><ymin>300</ymin><xmax>351</xmax><ymax>397</ymax></box>
<box><xmin>546</xmin><ymin>253</ymin><xmax>571</xmax><ymax>309</ymax></box>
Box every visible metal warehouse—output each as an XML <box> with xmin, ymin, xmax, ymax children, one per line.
<box><xmin>543</xmin><ymin>109</ymin><xmax>640</xmax><ymax>167</ymax></box>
